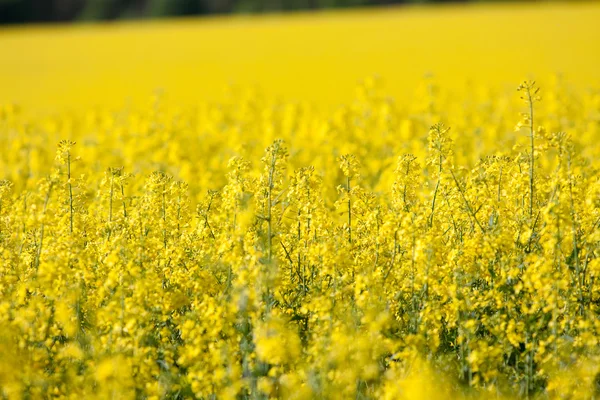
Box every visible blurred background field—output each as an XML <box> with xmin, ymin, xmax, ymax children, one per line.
<box><xmin>1</xmin><ymin>1</ymin><xmax>599</xmax><ymax>113</ymax></box>
<box><xmin>0</xmin><ymin>0</ymin><xmax>579</xmax><ymax>23</ymax></box>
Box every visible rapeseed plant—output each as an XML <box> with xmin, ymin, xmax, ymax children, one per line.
<box><xmin>0</xmin><ymin>78</ymin><xmax>599</xmax><ymax>400</ymax></box>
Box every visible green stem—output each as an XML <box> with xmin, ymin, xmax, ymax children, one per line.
<box><xmin>347</xmin><ymin>176</ymin><xmax>352</xmax><ymax>244</ymax></box>
<box><xmin>527</xmin><ymin>89</ymin><xmax>535</xmax><ymax>221</ymax></box>
<box><xmin>567</xmin><ymin>153</ymin><xmax>584</xmax><ymax>314</ymax></box>
<box><xmin>67</xmin><ymin>151</ymin><xmax>74</xmax><ymax>234</ymax></box>
<box><xmin>121</xmin><ymin>184</ymin><xmax>127</xmax><ymax>219</ymax></box>
<box><xmin>36</xmin><ymin>182</ymin><xmax>54</xmax><ymax>270</ymax></box>
<box><xmin>109</xmin><ymin>174</ymin><xmax>114</xmax><ymax>223</ymax></box>
<box><xmin>429</xmin><ymin>154</ymin><xmax>442</xmax><ymax>228</ymax></box>
<box><xmin>162</xmin><ymin>182</ymin><xmax>167</xmax><ymax>249</ymax></box>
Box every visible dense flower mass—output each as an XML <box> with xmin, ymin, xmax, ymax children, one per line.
<box><xmin>0</xmin><ymin>77</ymin><xmax>599</xmax><ymax>399</ymax></box>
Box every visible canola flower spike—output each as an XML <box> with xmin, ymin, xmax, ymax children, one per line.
<box><xmin>0</xmin><ymin>79</ymin><xmax>599</xmax><ymax>400</ymax></box>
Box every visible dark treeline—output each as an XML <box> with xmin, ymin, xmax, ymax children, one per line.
<box><xmin>0</xmin><ymin>0</ymin><xmax>532</xmax><ymax>24</ymax></box>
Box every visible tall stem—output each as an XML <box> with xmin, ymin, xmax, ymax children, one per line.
<box><xmin>109</xmin><ymin>173</ymin><xmax>114</xmax><ymax>224</ymax></box>
<box><xmin>162</xmin><ymin>182</ymin><xmax>167</xmax><ymax>249</ymax></box>
<box><xmin>347</xmin><ymin>176</ymin><xmax>352</xmax><ymax>244</ymax></box>
<box><xmin>568</xmin><ymin>153</ymin><xmax>584</xmax><ymax>313</ymax></box>
<box><xmin>429</xmin><ymin>154</ymin><xmax>442</xmax><ymax>228</ymax></box>
<box><xmin>35</xmin><ymin>182</ymin><xmax>53</xmax><ymax>270</ymax></box>
<box><xmin>267</xmin><ymin>165</ymin><xmax>274</xmax><ymax>263</ymax></box>
<box><xmin>107</xmin><ymin>172</ymin><xmax>114</xmax><ymax>240</ymax></box>
<box><xmin>67</xmin><ymin>151</ymin><xmax>74</xmax><ymax>234</ymax></box>
<box><xmin>527</xmin><ymin>89</ymin><xmax>535</xmax><ymax>221</ymax></box>
<box><xmin>121</xmin><ymin>184</ymin><xmax>127</xmax><ymax>219</ymax></box>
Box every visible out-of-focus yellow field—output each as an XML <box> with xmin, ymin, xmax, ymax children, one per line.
<box><xmin>1</xmin><ymin>2</ymin><xmax>599</xmax><ymax>111</ymax></box>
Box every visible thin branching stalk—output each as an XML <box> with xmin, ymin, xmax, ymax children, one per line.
<box><xmin>107</xmin><ymin>170</ymin><xmax>114</xmax><ymax>240</ymax></box>
<box><xmin>450</xmin><ymin>169</ymin><xmax>485</xmax><ymax>233</ymax></box>
<box><xmin>429</xmin><ymin>153</ymin><xmax>442</xmax><ymax>228</ymax></box>
<box><xmin>527</xmin><ymin>90</ymin><xmax>535</xmax><ymax>220</ymax></box>
<box><xmin>121</xmin><ymin>184</ymin><xmax>127</xmax><ymax>219</ymax></box>
<box><xmin>162</xmin><ymin>181</ymin><xmax>167</xmax><ymax>249</ymax></box>
<box><xmin>382</xmin><ymin>231</ymin><xmax>397</xmax><ymax>284</ymax></box>
<box><xmin>35</xmin><ymin>181</ymin><xmax>54</xmax><ymax>270</ymax></box>
<box><xmin>67</xmin><ymin>149</ymin><xmax>74</xmax><ymax>234</ymax></box>
<box><xmin>519</xmin><ymin>81</ymin><xmax>540</xmax><ymax>221</ymax></box>
<box><xmin>567</xmin><ymin>151</ymin><xmax>584</xmax><ymax>313</ymax></box>
<box><xmin>109</xmin><ymin>171</ymin><xmax>114</xmax><ymax>224</ymax></box>
<box><xmin>347</xmin><ymin>176</ymin><xmax>352</xmax><ymax>244</ymax></box>
<box><xmin>267</xmin><ymin>150</ymin><xmax>277</xmax><ymax>262</ymax></box>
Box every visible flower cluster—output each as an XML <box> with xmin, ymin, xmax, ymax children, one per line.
<box><xmin>0</xmin><ymin>78</ymin><xmax>599</xmax><ymax>399</ymax></box>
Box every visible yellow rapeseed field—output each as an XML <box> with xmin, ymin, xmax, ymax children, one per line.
<box><xmin>1</xmin><ymin>2</ymin><xmax>600</xmax><ymax>399</ymax></box>
<box><xmin>1</xmin><ymin>2</ymin><xmax>600</xmax><ymax>110</ymax></box>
